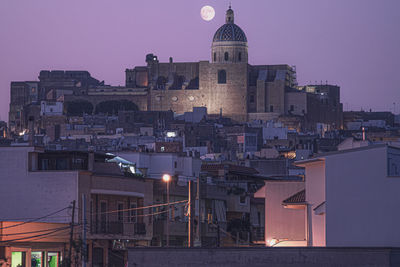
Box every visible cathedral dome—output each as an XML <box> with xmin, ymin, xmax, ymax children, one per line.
<box><xmin>213</xmin><ymin>23</ymin><xmax>247</xmax><ymax>43</ymax></box>
<box><xmin>211</xmin><ymin>6</ymin><xmax>248</xmax><ymax>63</ymax></box>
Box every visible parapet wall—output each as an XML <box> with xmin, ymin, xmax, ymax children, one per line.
<box><xmin>128</xmin><ymin>247</ymin><xmax>400</xmax><ymax>267</ymax></box>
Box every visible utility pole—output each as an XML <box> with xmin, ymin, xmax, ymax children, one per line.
<box><xmin>217</xmin><ymin>222</ymin><xmax>220</xmax><ymax>247</ymax></box>
<box><xmin>188</xmin><ymin>181</ymin><xmax>194</xmax><ymax>247</ymax></box>
<box><xmin>166</xmin><ymin>180</ymin><xmax>170</xmax><ymax>247</ymax></box>
<box><xmin>194</xmin><ymin>176</ymin><xmax>201</xmax><ymax>247</ymax></box>
<box><xmin>81</xmin><ymin>195</ymin><xmax>87</xmax><ymax>267</ymax></box>
<box><xmin>69</xmin><ymin>200</ymin><xmax>76</xmax><ymax>267</ymax></box>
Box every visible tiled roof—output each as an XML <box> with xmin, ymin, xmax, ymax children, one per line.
<box><xmin>213</xmin><ymin>23</ymin><xmax>247</xmax><ymax>43</ymax></box>
<box><xmin>282</xmin><ymin>189</ymin><xmax>305</xmax><ymax>204</ymax></box>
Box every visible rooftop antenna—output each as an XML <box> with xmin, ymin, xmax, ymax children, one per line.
<box><xmin>229</xmin><ymin>2</ymin><xmax>231</xmax><ymax>9</ymax></box>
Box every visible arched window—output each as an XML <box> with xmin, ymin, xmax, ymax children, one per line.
<box><xmin>218</xmin><ymin>70</ymin><xmax>226</xmax><ymax>84</ymax></box>
<box><xmin>213</xmin><ymin>53</ymin><xmax>216</xmax><ymax>62</ymax></box>
<box><xmin>224</xmin><ymin>52</ymin><xmax>229</xmax><ymax>61</ymax></box>
<box><xmin>238</xmin><ymin>52</ymin><xmax>242</xmax><ymax>62</ymax></box>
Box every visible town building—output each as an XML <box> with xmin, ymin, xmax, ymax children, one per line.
<box><xmin>296</xmin><ymin>144</ymin><xmax>400</xmax><ymax>246</ymax></box>
<box><xmin>0</xmin><ymin>146</ymin><xmax>155</xmax><ymax>266</ymax></box>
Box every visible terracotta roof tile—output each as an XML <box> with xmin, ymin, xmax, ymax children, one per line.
<box><xmin>282</xmin><ymin>189</ymin><xmax>305</xmax><ymax>204</ymax></box>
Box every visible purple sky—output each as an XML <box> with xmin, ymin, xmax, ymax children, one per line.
<box><xmin>1</xmin><ymin>0</ymin><xmax>399</xmax><ymax>121</ymax></box>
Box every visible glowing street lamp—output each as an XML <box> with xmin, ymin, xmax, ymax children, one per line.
<box><xmin>163</xmin><ymin>174</ymin><xmax>171</xmax><ymax>247</ymax></box>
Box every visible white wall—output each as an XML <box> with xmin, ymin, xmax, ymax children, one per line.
<box><xmin>262</xmin><ymin>123</ymin><xmax>288</xmax><ymax>141</ymax></box>
<box><xmin>40</xmin><ymin>101</ymin><xmax>63</xmax><ymax>116</ymax></box>
<box><xmin>0</xmin><ymin>147</ymin><xmax>78</xmax><ymax>223</ymax></box>
<box><xmin>117</xmin><ymin>152</ymin><xmax>201</xmax><ymax>180</ymax></box>
<box><xmin>325</xmin><ymin>146</ymin><xmax>400</xmax><ymax>246</ymax></box>
<box><xmin>304</xmin><ymin>161</ymin><xmax>326</xmax><ymax>246</ymax></box>
<box><xmin>264</xmin><ymin>181</ymin><xmax>305</xmax><ymax>244</ymax></box>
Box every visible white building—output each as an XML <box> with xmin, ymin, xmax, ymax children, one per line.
<box><xmin>254</xmin><ymin>177</ymin><xmax>306</xmax><ymax>247</ymax></box>
<box><xmin>40</xmin><ymin>101</ymin><xmax>63</xmax><ymax>116</ymax></box>
<box><xmin>296</xmin><ymin>144</ymin><xmax>400</xmax><ymax>247</ymax></box>
<box><xmin>0</xmin><ymin>146</ymin><xmax>76</xmax><ymax>223</ymax></box>
<box><xmin>116</xmin><ymin>151</ymin><xmax>201</xmax><ymax>181</ymax></box>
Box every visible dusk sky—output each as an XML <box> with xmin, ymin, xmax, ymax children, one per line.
<box><xmin>1</xmin><ymin>0</ymin><xmax>399</xmax><ymax>121</ymax></box>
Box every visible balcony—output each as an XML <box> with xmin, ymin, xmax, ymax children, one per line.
<box><xmin>91</xmin><ymin>221</ymin><xmax>146</xmax><ymax>236</ymax></box>
<box><xmin>251</xmin><ymin>226</ymin><xmax>264</xmax><ymax>242</ymax></box>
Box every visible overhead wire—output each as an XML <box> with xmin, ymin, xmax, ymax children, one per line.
<box><xmin>0</xmin><ymin>206</ymin><xmax>71</xmax><ymax>230</ymax></box>
<box><xmin>0</xmin><ymin>225</ymin><xmax>72</xmax><ymax>237</ymax></box>
<box><xmin>0</xmin><ymin>224</ymin><xmax>80</xmax><ymax>243</ymax></box>
<box><xmin>77</xmin><ymin>199</ymin><xmax>188</xmax><ymax>216</ymax></box>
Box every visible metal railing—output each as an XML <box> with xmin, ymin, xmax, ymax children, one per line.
<box><xmin>91</xmin><ymin>221</ymin><xmax>146</xmax><ymax>236</ymax></box>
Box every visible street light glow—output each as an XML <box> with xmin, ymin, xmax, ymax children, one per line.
<box><xmin>163</xmin><ymin>174</ymin><xmax>171</xmax><ymax>182</ymax></box>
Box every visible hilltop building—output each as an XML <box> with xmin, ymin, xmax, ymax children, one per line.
<box><xmin>9</xmin><ymin>7</ymin><xmax>342</xmax><ymax>136</ymax></box>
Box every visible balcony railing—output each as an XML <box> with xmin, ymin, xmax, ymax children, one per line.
<box><xmin>91</xmin><ymin>221</ymin><xmax>146</xmax><ymax>236</ymax></box>
<box><xmin>251</xmin><ymin>226</ymin><xmax>264</xmax><ymax>241</ymax></box>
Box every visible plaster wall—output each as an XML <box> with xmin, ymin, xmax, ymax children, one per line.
<box><xmin>0</xmin><ymin>147</ymin><xmax>78</xmax><ymax>224</ymax></box>
<box><xmin>264</xmin><ymin>181</ymin><xmax>305</xmax><ymax>243</ymax></box>
<box><xmin>325</xmin><ymin>146</ymin><xmax>400</xmax><ymax>246</ymax></box>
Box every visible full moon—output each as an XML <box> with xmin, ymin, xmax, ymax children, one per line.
<box><xmin>200</xmin><ymin>5</ymin><xmax>215</xmax><ymax>21</ymax></box>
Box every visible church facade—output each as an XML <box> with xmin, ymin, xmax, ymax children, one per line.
<box><xmin>125</xmin><ymin>7</ymin><xmax>298</xmax><ymax>122</ymax></box>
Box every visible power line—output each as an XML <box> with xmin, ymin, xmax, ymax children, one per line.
<box><xmin>79</xmin><ymin>199</ymin><xmax>188</xmax><ymax>216</ymax></box>
<box><xmin>0</xmin><ymin>215</ymin><xmax>73</xmax><ymax>221</ymax></box>
<box><xmin>0</xmin><ymin>225</ymin><xmax>71</xmax><ymax>237</ymax></box>
<box><xmin>0</xmin><ymin>206</ymin><xmax>71</xmax><ymax>230</ymax></box>
<box><xmin>0</xmin><ymin>224</ymin><xmax>79</xmax><ymax>243</ymax></box>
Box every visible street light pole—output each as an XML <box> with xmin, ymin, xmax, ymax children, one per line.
<box><xmin>166</xmin><ymin>179</ymin><xmax>170</xmax><ymax>247</ymax></box>
<box><xmin>163</xmin><ymin>174</ymin><xmax>171</xmax><ymax>247</ymax></box>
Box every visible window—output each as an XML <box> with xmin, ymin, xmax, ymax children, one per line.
<box><xmin>213</xmin><ymin>52</ymin><xmax>216</xmax><ymax>62</ymax></box>
<box><xmin>224</xmin><ymin>52</ymin><xmax>229</xmax><ymax>61</ymax></box>
<box><xmin>118</xmin><ymin>203</ymin><xmax>124</xmax><ymax>222</ymax></box>
<box><xmin>100</xmin><ymin>201</ymin><xmax>107</xmax><ymax>232</ymax></box>
<box><xmin>250</xmin><ymin>95</ymin><xmax>255</xmax><ymax>103</ymax></box>
<box><xmin>218</xmin><ymin>70</ymin><xmax>226</xmax><ymax>84</ymax></box>
<box><xmin>174</xmin><ymin>161</ymin><xmax>177</xmax><ymax>168</ymax></box>
<box><xmin>12</xmin><ymin>252</ymin><xmax>26</xmax><ymax>267</ymax></box>
<box><xmin>238</xmin><ymin>52</ymin><xmax>242</xmax><ymax>62</ymax></box>
<box><xmin>239</xmin><ymin>195</ymin><xmax>246</xmax><ymax>205</ymax></box>
<box><xmin>290</xmin><ymin>105</ymin><xmax>294</xmax><ymax>112</ymax></box>
<box><xmin>270</xmin><ymin>105</ymin><xmax>274</xmax><ymax>112</ymax></box>
<box><xmin>129</xmin><ymin>202</ymin><xmax>137</xmax><ymax>223</ymax></box>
